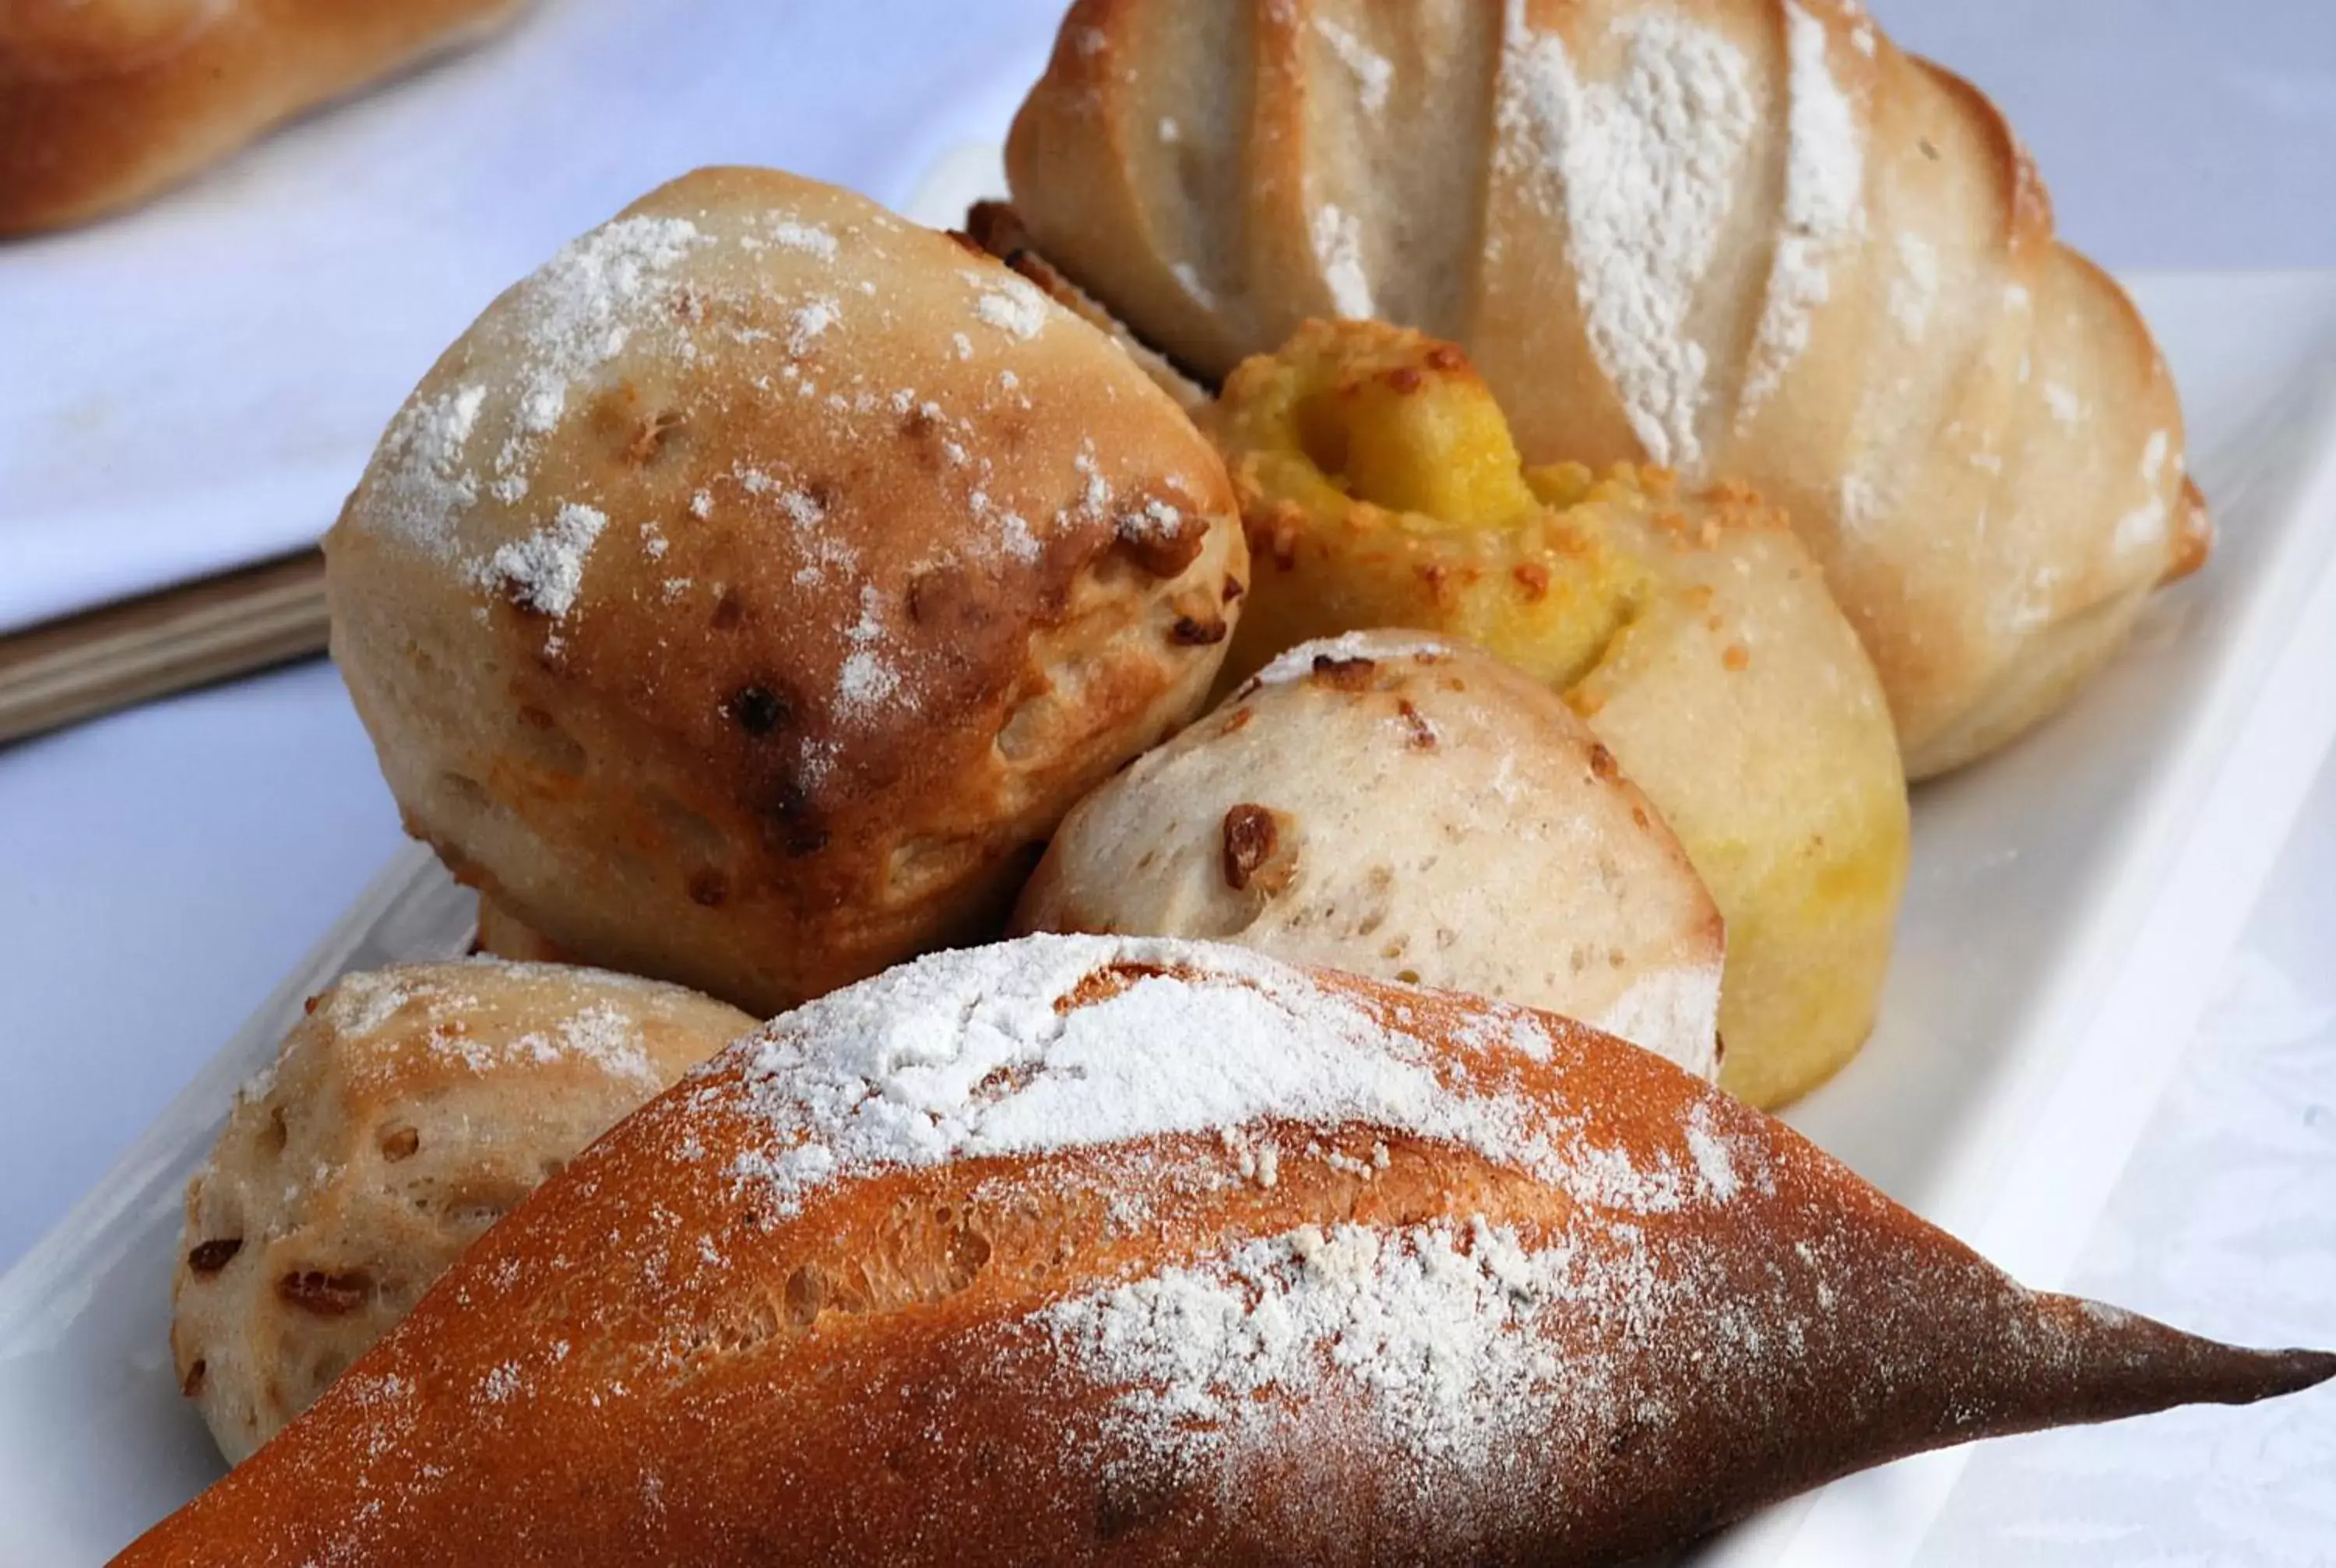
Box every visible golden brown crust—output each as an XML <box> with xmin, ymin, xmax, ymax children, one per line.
<box><xmin>0</xmin><ymin>0</ymin><xmax>529</xmax><ymax>235</ymax></box>
<box><xmin>121</xmin><ymin>938</ymin><xmax>2332</xmax><ymax>1566</ymax></box>
<box><xmin>1002</xmin><ymin>0</ymin><xmax>2207</xmax><ymax>777</ymax></box>
<box><xmin>327</xmin><ymin>167</ymin><xmax>1247</xmax><ymax>1017</ymax></box>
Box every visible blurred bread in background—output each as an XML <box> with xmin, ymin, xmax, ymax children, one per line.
<box><xmin>0</xmin><ymin>0</ymin><xmax>533</xmax><ymax>235</ymax></box>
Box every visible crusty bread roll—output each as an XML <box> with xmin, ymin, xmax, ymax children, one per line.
<box><xmin>1015</xmin><ymin>631</ymin><xmax>1726</xmax><ymax>1078</ymax></box>
<box><xmin>171</xmin><ymin>959</ymin><xmax>751</xmax><ymax>1464</ymax></box>
<box><xmin>121</xmin><ymin>937</ymin><xmax>2331</xmax><ymax>1566</ymax></box>
<box><xmin>1001</xmin><ymin>0</ymin><xmax>2211</xmax><ymax>777</ymax></box>
<box><xmin>0</xmin><ymin>0</ymin><xmax>529</xmax><ymax>235</ymax></box>
<box><xmin>1209</xmin><ymin>320</ymin><xmax>1905</xmax><ymax>1108</ymax></box>
<box><xmin>327</xmin><ymin>166</ymin><xmax>1248</xmax><ymax>1019</ymax></box>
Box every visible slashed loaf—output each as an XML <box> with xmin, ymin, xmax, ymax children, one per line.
<box><xmin>1000</xmin><ymin>0</ymin><xmax>2210</xmax><ymax>775</ymax></box>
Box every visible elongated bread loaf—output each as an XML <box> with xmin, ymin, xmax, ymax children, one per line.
<box><xmin>1001</xmin><ymin>0</ymin><xmax>2211</xmax><ymax>775</ymax></box>
<box><xmin>118</xmin><ymin>937</ymin><xmax>2331</xmax><ymax>1566</ymax></box>
<box><xmin>0</xmin><ymin>0</ymin><xmax>529</xmax><ymax>234</ymax></box>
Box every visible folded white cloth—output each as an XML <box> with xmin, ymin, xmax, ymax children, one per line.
<box><xmin>0</xmin><ymin>0</ymin><xmax>1058</xmax><ymax>634</ymax></box>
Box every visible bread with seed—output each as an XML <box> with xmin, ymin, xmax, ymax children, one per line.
<box><xmin>1015</xmin><ymin>630</ymin><xmax>1727</xmax><ymax>1078</ymax></box>
<box><xmin>998</xmin><ymin>0</ymin><xmax>2209</xmax><ymax>776</ymax></box>
<box><xmin>171</xmin><ymin>959</ymin><xmax>751</xmax><ymax>1464</ymax></box>
<box><xmin>1201</xmin><ymin>321</ymin><xmax>1906</xmax><ymax>1107</ymax></box>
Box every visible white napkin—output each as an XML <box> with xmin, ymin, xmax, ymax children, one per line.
<box><xmin>0</xmin><ymin>0</ymin><xmax>1059</xmax><ymax>635</ymax></box>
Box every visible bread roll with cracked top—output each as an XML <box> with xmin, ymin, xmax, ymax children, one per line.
<box><xmin>0</xmin><ymin>0</ymin><xmax>529</xmax><ymax>234</ymax></box>
<box><xmin>1016</xmin><ymin>630</ymin><xmax>1725</xmax><ymax>1078</ymax></box>
<box><xmin>121</xmin><ymin>936</ymin><xmax>2333</xmax><ymax>1566</ymax></box>
<box><xmin>327</xmin><ymin>166</ymin><xmax>1247</xmax><ymax>1018</ymax></box>
<box><xmin>171</xmin><ymin>960</ymin><xmax>751</xmax><ymax>1464</ymax></box>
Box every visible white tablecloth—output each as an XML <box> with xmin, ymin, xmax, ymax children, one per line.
<box><xmin>2</xmin><ymin>0</ymin><xmax>2331</xmax><ymax>1556</ymax></box>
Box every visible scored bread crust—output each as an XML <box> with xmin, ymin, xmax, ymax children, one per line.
<box><xmin>121</xmin><ymin>937</ymin><xmax>2333</xmax><ymax>1567</ymax></box>
<box><xmin>327</xmin><ymin>167</ymin><xmax>1248</xmax><ymax>1018</ymax></box>
<box><xmin>1001</xmin><ymin>0</ymin><xmax>2212</xmax><ymax>776</ymax></box>
<box><xmin>1014</xmin><ymin>631</ymin><xmax>1728</xmax><ymax>1078</ymax></box>
<box><xmin>0</xmin><ymin>0</ymin><xmax>529</xmax><ymax>234</ymax></box>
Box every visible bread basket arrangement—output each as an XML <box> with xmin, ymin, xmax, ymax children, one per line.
<box><xmin>31</xmin><ymin>1</ymin><xmax>2320</xmax><ymax>1563</ymax></box>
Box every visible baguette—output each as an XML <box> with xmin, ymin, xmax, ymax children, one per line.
<box><xmin>119</xmin><ymin>936</ymin><xmax>2332</xmax><ymax>1566</ymax></box>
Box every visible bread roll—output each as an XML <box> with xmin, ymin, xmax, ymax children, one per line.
<box><xmin>121</xmin><ymin>937</ymin><xmax>2331</xmax><ymax>1566</ymax></box>
<box><xmin>999</xmin><ymin>0</ymin><xmax>2210</xmax><ymax>776</ymax></box>
<box><xmin>1210</xmin><ymin>320</ymin><xmax>1905</xmax><ymax>1107</ymax></box>
<box><xmin>327</xmin><ymin>166</ymin><xmax>1247</xmax><ymax>1018</ymax></box>
<box><xmin>171</xmin><ymin>960</ymin><xmax>751</xmax><ymax>1464</ymax></box>
<box><xmin>1015</xmin><ymin>630</ymin><xmax>1725</xmax><ymax>1078</ymax></box>
<box><xmin>0</xmin><ymin>0</ymin><xmax>528</xmax><ymax>234</ymax></box>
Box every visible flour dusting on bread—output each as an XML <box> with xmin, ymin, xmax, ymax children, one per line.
<box><xmin>721</xmin><ymin>936</ymin><xmax>1740</xmax><ymax>1224</ymax></box>
<box><xmin>1309</xmin><ymin>203</ymin><xmax>1376</xmax><ymax>318</ymax></box>
<box><xmin>1311</xmin><ymin>16</ymin><xmax>1393</xmax><ymax>115</ymax></box>
<box><xmin>1494</xmin><ymin>4</ymin><xmax>1756</xmax><ymax>469</ymax></box>
<box><xmin>725</xmin><ymin>936</ymin><xmax>1557</xmax><ymax>1211</ymax></box>
<box><xmin>483</xmin><ymin>501</ymin><xmax>607</xmax><ymax>618</ymax></box>
<box><xmin>1738</xmin><ymin>0</ymin><xmax>1866</xmax><ymax>422</ymax></box>
<box><xmin>1043</xmin><ymin>1220</ymin><xmax>1580</xmax><ymax>1468</ymax></box>
<box><xmin>494</xmin><ymin>216</ymin><xmax>713</xmax><ymax>501</ymax></box>
<box><xmin>329</xmin><ymin>167</ymin><xmax>1246</xmax><ymax>1019</ymax></box>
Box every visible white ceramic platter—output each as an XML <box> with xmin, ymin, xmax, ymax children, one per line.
<box><xmin>3</xmin><ymin>192</ymin><xmax>2333</xmax><ymax>1565</ymax></box>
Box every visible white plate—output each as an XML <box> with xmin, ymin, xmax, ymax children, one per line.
<box><xmin>5</xmin><ymin>224</ymin><xmax>2334</xmax><ymax>1566</ymax></box>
